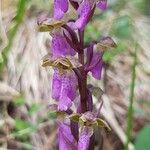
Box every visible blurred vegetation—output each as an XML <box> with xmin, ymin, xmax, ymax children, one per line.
<box><xmin>0</xmin><ymin>0</ymin><xmax>27</xmax><ymax>73</ymax></box>
<box><xmin>135</xmin><ymin>124</ymin><xmax>150</xmax><ymax>150</ymax></box>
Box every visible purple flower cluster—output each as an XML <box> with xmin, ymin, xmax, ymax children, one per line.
<box><xmin>38</xmin><ymin>0</ymin><xmax>116</xmax><ymax>149</ymax></box>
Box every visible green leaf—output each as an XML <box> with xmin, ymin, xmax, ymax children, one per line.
<box><xmin>13</xmin><ymin>119</ymin><xmax>38</xmax><ymax>139</ymax></box>
<box><xmin>135</xmin><ymin>124</ymin><xmax>150</xmax><ymax>150</ymax></box>
<box><xmin>14</xmin><ymin>96</ymin><xmax>26</xmax><ymax>106</ymax></box>
<box><xmin>28</xmin><ymin>103</ymin><xmax>40</xmax><ymax>115</ymax></box>
<box><xmin>15</xmin><ymin>118</ymin><xmax>30</xmax><ymax>131</ymax></box>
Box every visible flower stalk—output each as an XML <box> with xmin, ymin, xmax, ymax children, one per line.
<box><xmin>78</xmin><ymin>29</ymin><xmax>87</xmax><ymax>112</ymax></box>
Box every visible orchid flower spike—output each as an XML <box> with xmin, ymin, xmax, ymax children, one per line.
<box><xmin>37</xmin><ymin>0</ymin><xmax>116</xmax><ymax>149</ymax></box>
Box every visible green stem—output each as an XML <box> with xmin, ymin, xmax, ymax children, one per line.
<box><xmin>125</xmin><ymin>43</ymin><xmax>138</xmax><ymax>150</ymax></box>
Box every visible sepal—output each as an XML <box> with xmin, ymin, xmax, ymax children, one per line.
<box><xmin>38</xmin><ymin>18</ymin><xmax>65</xmax><ymax>32</ymax></box>
<box><xmin>48</xmin><ymin>104</ymin><xmax>67</xmax><ymax>119</ymax></box>
<box><xmin>88</xmin><ymin>84</ymin><xmax>104</xmax><ymax>100</ymax></box>
<box><xmin>69</xmin><ymin>113</ymin><xmax>81</xmax><ymax>122</ymax></box>
<box><xmin>42</xmin><ymin>54</ymin><xmax>82</xmax><ymax>71</ymax></box>
<box><xmin>95</xmin><ymin>36</ymin><xmax>117</xmax><ymax>52</ymax></box>
<box><xmin>96</xmin><ymin>118</ymin><xmax>111</xmax><ymax>131</ymax></box>
<box><xmin>69</xmin><ymin>111</ymin><xmax>111</xmax><ymax>131</ymax></box>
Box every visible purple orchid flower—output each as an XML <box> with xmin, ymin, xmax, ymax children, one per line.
<box><xmin>71</xmin><ymin>0</ymin><xmax>108</xmax><ymax>30</ymax></box>
<box><xmin>88</xmin><ymin>52</ymin><xmax>104</xmax><ymax>80</ymax></box>
<box><xmin>97</xmin><ymin>0</ymin><xmax>107</xmax><ymax>10</ymax></box>
<box><xmin>58</xmin><ymin>122</ymin><xmax>77</xmax><ymax>150</ymax></box>
<box><xmin>53</xmin><ymin>0</ymin><xmax>107</xmax><ymax>29</ymax></box>
<box><xmin>74</xmin><ymin>0</ymin><xmax>93</xmax><ymax>30</ymax></box>
<box><xmin>85</xmin><ymin>44</ymin><xmax>104</xmax><ymax>80</ymax></box>
<box><xmin>78</xmin><ymin>126</ymin><xmax>93</xmax><ymax>150</ymax></box>
<box><xmin>58</xmin><ymin>122</ymin><xmax>94</xmax><ymax>150</ymax></box>
<box><xmin>51</xmin><ymin>30</ymin><xmax>76</xmax><ymax>58</ymax></box>
<box><xmin>52</xmin><ymin>70</ymin><xmax>78</xmax><ymax>111</ymax></box>
<box><xmin>53</xmin><ymin>0</ymin><xmax>69</xmax><ymax>20</ymax></box>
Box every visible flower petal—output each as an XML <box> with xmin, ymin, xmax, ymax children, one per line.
<box><xmin>37</xmin><ymin>13</ymin><xmax>48</xmax><ymax>25</ymax></box>
<box><xmin>51</xmin><ymin>31</ymin><xmax>76</xmax><ymax>57</ymax></box>
<box><xmin>89</xmin><ymin>52</ymin><xmax>103</xmax><ymax>80</ymax></box>
<box><xmin>52</xmin><ymin>70</ymin><xmax>78</xmax><ymax>111</ymax></box>
<box><xmin>75</xmin><ymin>0</ymin><xmax>93</xmax><ymax>30</ymax></box>
<box><xmin>97</xmin><ymin>0</ymin><xmax>107</xmax><ymax>10</ymax></box>
<box><xmin>52</xmin><ymin>70</ymin><xmax>62</xmax><ymax>100</ymax></box>
<box><xmin>59</xmin><ymin>73</ymin><xmax>78</xmax><ymax>110</ymax></box>
<box><xmin>96</xmin><ymin>118</ymin><xmax>111</xmax><ymax>131</ymax></box>
<box><xmin>58</xmin><ymin>122</ymin><xmax>77</xmax><ymax>150</ymax></box>
<box><xmin>54</xmin><ymin>0</ymin><xmax>69</xmax><ymax>20</ymax></box>
<box><xmin>58</xmin><ymin>96</ymin><xmax>72</xmax><ymax>111</ymax></box>
<box><xmin>96</xmin><ymin>36</ymin><xmax>117</xmax><ymax>52</ymax></box>
<box><xmin>78</xmin><ymin>126</ymin><xmax>93</xmax><ymax>150</ymax></box>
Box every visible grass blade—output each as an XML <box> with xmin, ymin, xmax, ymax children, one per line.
<box><xmin>125</xmin><ymin>43</ymin><xmax>138</xmax><ymax>150</ymax></box>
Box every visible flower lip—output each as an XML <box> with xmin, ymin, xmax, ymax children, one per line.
<box><xmin>52</xmin><ymin>69</ymin><xmax>78</xmax><ymax>111</ymax></box>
